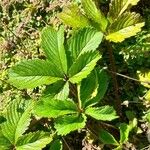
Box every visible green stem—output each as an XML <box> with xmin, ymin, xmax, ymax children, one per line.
<box><xmin>77</xmin><ymin>83</ymin><xmax>82</xmax><ymax>112</ymax></box>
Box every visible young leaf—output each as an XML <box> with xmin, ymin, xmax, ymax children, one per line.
<box><xmin>8</xmin><ymin>59</ymin><xmax>63</xmax><ymax>89</ymax></box>
<box><xmin>54</xmin><ymin>114</ymin><xmax>87</xmax><ymax>135</ymax></box>
<box><xmin>44</xmin><ymin>81</ymin><xmax>69</xmax><ymax>100</ymax></box>
<box><xmin>69</xmin><ymin>51</ymin><xmax>101</xmax><ymax>83</ymax></box>
<box><xmin>0</xmin><ymin>99</ymin><xmax>34</xmax><ymax>144</ymax></box>
<box><xmin>68</xmin><ymin>27</ymin><xmax>103</xmax><ymax>61</ymax></box>
<box><xmin>83</xmin><ymin>68</ymin><xmax>109</xmax><ymax>108</ymax></box>
<box><xmin>50</xmin><ymin>139</ymin><xmax>62</xmax><ymax>150</ymax></box>
<box><xmin>99</xmin><ymin>129</ymin><xmax>119</xmax><ymax>145</ymax></box>
<box><xmin>106</xmin><ymin>22</ymin><xmax>144</xmax><ymax>43</ymax></box>
<box><xmin>34</xmin><ymin>98</ymin><xmax>78</xmax><ymax>118</ymax></box>
<box><xmin>85</xmin><ymin>106</ymin><xmax>118</xmax><ymax>121</ymax></box>
<box><xmin>41</xmin><ymin>26</ymin><xmax>67</xmax><ymax>74</ymax></box>
<box><xmin>16</xmin><ymin>131</ymin><xmax>53</xmax><ymax>150</ymax></box>
<box><xmin>58</xmin><ymin>4</ymin><xmax>90</xmax><ymax>28</ymax></box>
<box><xmin>108</xmin><ymin>0</ymin><xmax>140</xmax><ymax>21</ymax></box>
<box><xmin>81</xmin><ymin>0</ymin><xmax>108</xmax><ymax>31</ymax></box>
<box><xmin>119</xmin><ymin>123</ymin><xmax>130</xmax><ymax>144</ymax></box>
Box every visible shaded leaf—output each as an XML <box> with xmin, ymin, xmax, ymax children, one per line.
<box><xmin>85</xmin><ymin>106</ymin><xmax>118</xmax><ymax>121</ymax></box>
<box><xmin>99</xmin><ymin>129</ymin><xmax>119</xmax><ymax>145</ymax></box>
<box><xmin>1</xmin><ymin>99</ymin><xmax>33</xmax><ymax>144</ymax></box>
<box><xmin>54</xmin><ymin>114</ymin><xmax>87</xmax><ymax>135</ymax></box>
<box><xmin>58</xmin><ymin>4</ymin><xmax>90</xmax><ymax>28</ymax></box>
<box><xmin>9</xmin><ymin>59</ymin><xmax>62</xmax><ymax>89</ymax></box>
<box><xmin>50</xmin><ymin>139</ymin><xmax>62</xmax><ymax>150</ymax></box>
<box><xmin>80</xmin><ymin>70</ymin><xmax>99</xmax><ymax>106</ymax></box>
<box><xmin>83</xmin><ymin>68</ymin><xmax>109</xmax><ymax>108</ymax></box>
<box><xmin>16</xmin><ymin>131</ymin><xmax>53</xmax><ymax>150</ymax></box>
<box><xmin>0</xmin><ymin>130</ymin><xmax>11</xmax><ymax>150</ymax></box>
<box><xmin>41</xmin><ymin>26</ymin><xmax>67</xmax><ymax>74</ymax></box>
<box><xmin>34</xmin><ymin>98</ymin><xmax>78</xmax><ymax>118</ymax></box>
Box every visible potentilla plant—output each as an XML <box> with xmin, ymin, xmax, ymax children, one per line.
<box><xmin>0</xmin><ymin>0</ymin><xmax>145</xmax><ymax>149</ymax></box>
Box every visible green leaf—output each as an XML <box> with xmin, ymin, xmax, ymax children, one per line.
<box><xmin>80</xmin><ymin>70</ymin><xmax>99</xmax><ymax>107</ymax></box>
<box><xmin>108</xmin><ymin>0</ymin><xmax>140</xmax><ymax>22</ymax></box>
<box><xmin>44</xmin><ymin>81</ymin><xmax>69</xmax><ymax>100</ymax></box>
<box><xmin>58</xmin><ymin>4</ymin><xmax>90</xmax><ymax>28</ymax></box>
<box><xmin>34</xmin><ymin>98</ymin><xmax>78</xmax><ymax>118</ymax></box>
<box><xmin>81</xmin><ymin>0</ymin><xmax>108</xmax><ymax>31</ymax></box>
<box><xmin>106</xmin><ymin>22</ymin><xmax>144</xmax><ymax>43</ymax></box>
<box><xmin>106</xmin><ymin>12</ymin><xmax>144</xmax><ymax>42</ymax></box>
<box><xmin>54</xmin><ymin>114</ymin><xmax>87</xmax><ymax>135</ymax></box>
<box><xmin>50</xmin><ymin>139</ymin><xmax>62</xmax><ymax>150</ymax></box>
<box><xmin>119</xmin><ymin>123</ymin><xmax>130</xmax><ymax>144</ymax></box>
<box><xmin>1</xmin><ymin>99</ymin><xmax>33</xmax><ymax>144</ymax></box>
<box><xmin>69</xmin><ymin>52</ymin><xmax>101</xmax><ymax>83</ymax></box>
<box><xmin>8</xmin><ymin>59</ymin><xmax>63</xmax><ymax>89</ymax></box>
<box><xmin>16</xmin><ymin>131</ymin><xmax>53</xmax><ymax>150</ymax></box>
<box><xmin>68</xmin><ymin>27</ymin><xmax>103</xmax><ymax>61</ymax></box>
<box><xmin>0</xmin><ymin>130</ymin><xmax>11</xmax><ymax>150</ymax></box>
<box><xmin>41</xmin><ymin>26</ymin><xmax>67</xmax><ymax>74</ymax></box>
<box><xmin>85</xmin><ymin>106</ymin><xmax>118</xmax><ymax>121</ymax></box>
<box><xmin>99</xmin><ymin>129</ymin><xmax>119</xmax><ymax>145</ymax></box>
<box><xmin>83</xmin><ymin>68</ymin><xmax>109</xmax><ymax>107</ymax></box>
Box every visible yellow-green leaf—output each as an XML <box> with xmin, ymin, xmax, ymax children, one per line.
<box><xmin>106</xmin><ymin>22</ymin><xmax>144</xmax><ymax>43</ymax></box>
<box><xmin>58</xmin><ymin>4</ymin><xmax>90</xmax><ymax>28</ymax></box>
<box><xmin>137</xmin><ymin>71</ymin><xmax>150</xmax><ymax>88</ymax></box>
<box><xmin>108</xmin><ymin>0</ymin><xmax>140</xmax><ymax>22</ymax></box>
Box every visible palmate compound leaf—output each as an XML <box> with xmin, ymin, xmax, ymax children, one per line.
<box><xmin>81</xmin><ymin>0</ymin><xmax>108</xmax><ymax>31</ymax></box>
<box><xmin>34</xmin><ymin>98</ymin><xmax>78</xmax><ymax>118</ymax></box>
<box><xmin>58</xmin><ymin>3</ymin><xmax>90</xmax><ymax>28</ymax></box>
<box><xmin>16</xmin><ymin>131</ymin><xmax>53</xmax><ymax>150</ymax></box>
<box><xmin>99</xmin><ymin>129</ymin><xmax>119</xmax><ymax>146</ymax></box>
<box><xmin>54</xmin><ymin>114</ymin><xmax>87</xmax><ymax>136</ymax></box>
<box><xmin>80</xmin><ymin>68</ymin><xmax>109</xmax><ymax>108</ymax></box>
<box><xmin>68</xmin><ymin>51</ymin><xmax>101</xmax><ymax>84</ymax></box>
<box><xmin>85</xmin><ymin>106</ymin><xmax>118</xmax><ymax>121</ymax></box>
<box><xmin>8</xmin><ymin>59</ymin><xmax>63</xmax><ymax>89</ymax></box>
<box><xmin>106</xmin><ymin>12</ymin><xmax>145</xmax><ymax>42</ymax></box>
<box><xmin>108</xmin><ymin>0</ymin><xmax>140</xmax><ymax>22</ymax></box>
<box><xmin>0</xmin><ymin>99</ymin><xmax>34</xmax><ymax>144</ymax></box>
<box><xmin>41</xmin><ymin>26</ymin><xmax>67</xmax><ymax>75</ymax></box>
<box><xmin>67</xmin><ymin>27</ymin><xmax>103</xmax><ymax>62</ymax></box>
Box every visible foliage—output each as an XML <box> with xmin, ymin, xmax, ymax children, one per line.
<box><xmin>0</xmin><ymin>0</ymin><xmax>150</xmax><ymax>149</ymax></box>
<box><xmin>0</xmin><ymin>99</ymin><xmax>53</xmax><ymax>150</ymax></box>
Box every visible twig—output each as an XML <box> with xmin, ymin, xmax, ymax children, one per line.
<box><xmin>107</xmin><ymin>70</ymin><xmax>150</xmax><ymax>85</ymax></box>
<box><xmin>62</xmin><ymin>137</ymin><xmax>71</xmax><ymax>150</ymax></box>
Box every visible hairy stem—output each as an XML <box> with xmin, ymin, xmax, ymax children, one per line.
<box><xmin>106</xmin><ymin>41</ymin><xmax>122</xmax><ymax>117</ymax></box>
